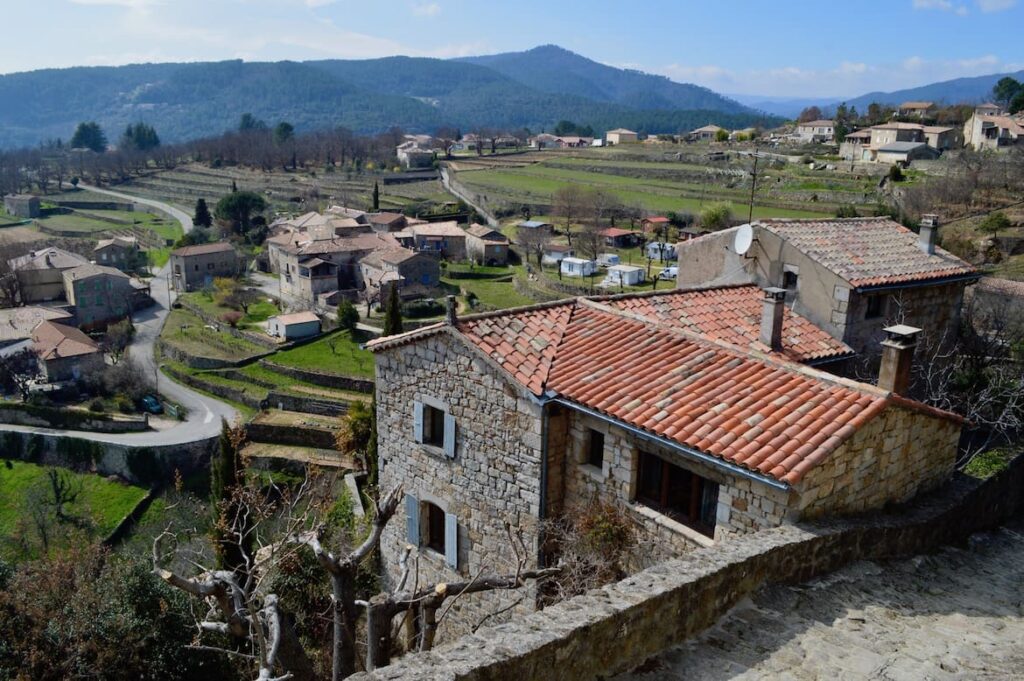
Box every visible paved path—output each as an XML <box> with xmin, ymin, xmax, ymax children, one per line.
<box><xmin>1</xmin><ymin>186</ymin><xmax>238</xmax><ymax>446</ymax></box>
<box><xmin>615</xmin><ymin>522</ymin><xmax>1024</xmax><ymax>681</ymax></box>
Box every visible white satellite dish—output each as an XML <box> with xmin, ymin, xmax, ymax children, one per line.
<box><xmin>734</xmin><ymin>224</ymin><xmax>754</xmax><ymax>255</ymax></box>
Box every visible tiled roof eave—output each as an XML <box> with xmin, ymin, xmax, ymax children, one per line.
<box><xmin>850</xmin><ymin>270</ymin><xmax>981</xmax><ymax>290</ymax></box>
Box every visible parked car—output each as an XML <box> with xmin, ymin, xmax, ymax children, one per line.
<box><xmin>658</xmin><ymin>266</ymin><xmax>678</xmax><ymax>280</ymax></box>
<box><xmin>140</xmin><ymin>395</ymin><xmax>163</xmax><ymax>414</ymax></box>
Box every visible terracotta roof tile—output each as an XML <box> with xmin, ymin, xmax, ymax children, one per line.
<box><xmin>759</xmin><ymin>218</ymin><xmax>976</xmax><ymax>288</ymax></box>
<box><xmin>596</xmin><ymin>285</ymin><xmax>852</xmax><ymax>363</ymax></box>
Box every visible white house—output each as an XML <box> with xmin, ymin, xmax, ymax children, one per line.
<box><xmin>603</xmin><ymin>264</ymin><xmax>645</xmax><ymax>287</ymax></box>
<box><xmin>646</xmin><ymin>241</ymin><xmax>677</xmax><ymax>261</ymax></box>
<box><xmin>560</xmin><ymin>257</ymin><xmax>597</xmax><ymax>278</ymax></box>
<box><xmin>542</xmin><ymin>244</ymin><xmax>574</xmax><ymax>266</ymax></box>
<box><xmin>267</xmin><ymin>311</ymin><xmax>321</xmax><ymax>340</ymax></box>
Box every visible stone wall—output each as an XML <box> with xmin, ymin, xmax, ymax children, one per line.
<box><xmin>843</xmin><ymin>280</ymin><xmax>969</xmax><ymax>355</ymax></box>
<box><xmin>0</xmin><ymin>404</ymin><xmax>149</xmax><ymax>433</ymax></box>
<box><xmin>375</xmin><ymin>331</ymin><xmax>544</xmax><ymax>640</ymax></box>
<box><xmin>796</xmin><ymin>404</ymin><xmax>959</xmax><ymax>517</ymax></box>
<box><xmin>559</xmin><ymin>410</ymin><xmax>790</xmax><ymax>561</ymax></box>
<box><xmin>351</xmin><ymin>455</ymin><xmax>1024</xmax><ymax>681</ymax></box>
<box><xmin>258</xmin><ymin>360</ymin><xmax>374</xmax><ymax>394</ymax></box>
<box><xmin>264</xmin><ymin>391</ymin><xmax>348</xmax><ymax>416</ymax></box>
<box><xmin>245</xmin><ymin>421</ymin><xmax>337</xmax><ymax>449</ymax></box>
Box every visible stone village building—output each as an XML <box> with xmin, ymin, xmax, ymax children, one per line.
<box><xmin>8</xmin><ymin>247</ymin><xmax>89</xmax><ymax>303</ymax></box>
<box><xmin>366</xmin><ymin>286</ymin><xmax>961</xmax><ymax>636</ymax></box>
<box><xmin>169</xmin><ymin>241</ymin><xmax>239</xmax><ymax>293</ymax></box>
<box><xmin>674</xmin><ymin>216</ymin><xmax>978</xmax><ymax>356</ymax></box>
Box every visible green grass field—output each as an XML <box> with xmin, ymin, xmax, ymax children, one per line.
<box><xmin>0</xmin><ymin>459</ymin><xmax>148</xmax><ymax>558</ymax></box>
<box><xmin>180</xmin><ymin>290</ymin><xmax>279</xmax><ymax>328</ymax></box>
<box><xmin>271</xmin><ymin>329</ymin><xmax>374</xmax><ymax>378</ymax></box>
<box><xmin>163</xmin><ymin>308</ymin><xmax>266</xmax><ymax>361</ymax></box>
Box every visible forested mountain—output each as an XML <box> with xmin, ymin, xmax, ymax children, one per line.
<box><xmin>0</xmin><ymin>47</ymin><xmax>780</xmax><ymax>149</ymax></box>
<box><xmin>460</xmin><ymin>45</ymin><xmax>752</xmax><ymax>114</ymax></box>
<box><xmin>842</xmin><ymin>69</ymin><xmax>1024</xmax><ymax>111</ymax></box>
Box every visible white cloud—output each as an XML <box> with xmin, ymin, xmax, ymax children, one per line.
<box><xmin>912</xmin><ymin>0</ymin><xmax>970</xmax><ymax>13</ymax></box>
<box><xmin>412</xmin><ymin>2</ymin><xmax>441</xmax><ymax>16</ymax></box>
<box><xmin>975</xmin><ymin>0</ymin><xmax>1016</xmax><ymax>11</ymax></box>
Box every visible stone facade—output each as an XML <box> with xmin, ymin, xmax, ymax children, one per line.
<box><xmin>169</xmin><ymin>243</ymin><xmax>238</xmax><ymax>292</ymax></box>
<box><xmin>376</xmin><ymin>332</ymin><xmax>543</xmax><ymax>639</ymax></box>
<box><xmin>796</xmin><ymin>404</ymin><xmax>959</xmax><ymax>517</ymax></box>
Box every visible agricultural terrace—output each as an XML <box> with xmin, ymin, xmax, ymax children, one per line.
<box><xmin>452</xmin><ymin>144</ymin><xmax>895</xmax><ymax>220</ymax></box>
<box><xmin>117</xmin><ymin>163</ymin><xmax>457</xmax><ymax>216</ymax></box>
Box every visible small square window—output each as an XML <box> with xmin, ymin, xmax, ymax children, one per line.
<box><xmin>587</xmin><ymin>429</ymin><xmax>605</xmax><ymax>469</ymax></box>
<box><xmin>423</xmin><ymin>404</ymin><xmax>445</xmax><ymax>447</ymax></box>
<box><xmin>865</xmin><ymin>295</ymin><xmax>885</xmax><ymax>319</ymax></box>
<box><xmin>782</xmin><ymin>270</ymin><xmax>799</xmax><ymax>289</ymax></box>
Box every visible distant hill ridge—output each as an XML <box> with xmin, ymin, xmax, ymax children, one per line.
<box><xmin>0</xmin><ymin>45</ymin><xmax>779</xmax><ymax>149</ymax></box>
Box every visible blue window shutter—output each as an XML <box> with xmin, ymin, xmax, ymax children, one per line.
<box><xmin>443</xmin><ymin>413</ymin><xmax>456</xmax><ymax>458</ymax></box>
<box><xmin>405</xmin><ymin>494</ymin><xmax>419</xmax><ymax>547</ymax></box>
<box><xmin>444</xmin><ymin>512</ymin><xmax>458</xmax><ymax>569</ymax></box>
<box><xmin>413</xmin><ymin>401</ymin><xmax>424</xmax><ymax>443</ymax></box>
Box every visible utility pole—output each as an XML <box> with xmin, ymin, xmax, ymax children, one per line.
<box><xmin>747</xmin><ymin>146</ymin><xmax>760</xmax><ymax>225</ymax></box>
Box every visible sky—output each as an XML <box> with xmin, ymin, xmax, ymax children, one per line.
<box><xmin>1</xmin><ymin>0</ymin><xmax>1022</xmax><ymax>99</ymax></box>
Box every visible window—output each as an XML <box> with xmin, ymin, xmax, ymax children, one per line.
<box><xmin>636</xmin><ymin>452</ymin><xmax>718</xmax><ymax>537</ymax></box>
<box><xmin>425</xmin><ymin>502</ymin><xmax>446</xmax><ymax>554</ymax></box>
<box><xmin>414</xmin><ymin>400</ymin><xmax>455</xmax><ymax>457</ymax></box>
<box><xmin>865</xmin><ymin>295</ymin><xmax>885</xmax><ymax>319</ymax></box>
<box><xmin>174</xmin><ymin>265</ymin><xmax>181</xmax><ymax>274</ymax></box>
<box><xmin>422</xmin><ymin>404</ymin><xmax>445</xmax><ymax>447</ymax></box>
<box><xmin>405</xmin><ymin>494</ymin><xmax>459</xmax><ymax>569</ymax></box>
<box><xmin>193</xmin><ymin>264</ymin><xmax>199</xmax><ymax>272</ymax></box>
<box><xmin>587</xmin><ymin>429</ymin><xmax>605</xmax><ymax>469</ymax></box>
<box><xmin>782</xmin><ymin>270</ymin><xmax>799</xmax><ymax>289</ymax></box>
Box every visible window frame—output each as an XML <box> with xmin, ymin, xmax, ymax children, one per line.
<box><xmin>586</xmin><ymin>428</ymin><xmax>605</xmax><ymax>470</ymax></box>
<box><xmin>424</xmin><ymin>501</ymin><xmax>446</xmax><ymax>555</ymax></box>
<box><xmin>422</xmin><ymin>403</ymin><xmax>446</xmax><ymax>447</ymax></box>
<box><xmin>635</xmin><ymin>451</ymin><xmax>718</xmax><ymax>538</ymax></box>
<box><xmin>865</xmin><ymin>294</ymin><xmax>885</xmax><ymax>319</ymax></box>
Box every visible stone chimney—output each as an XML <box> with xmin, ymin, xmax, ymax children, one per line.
<box><xmin>445</xmin><ymin>295</ymin><xmax>457</xmax><ymax>325</ymax></box>
<box><xmin>918</xmin><ymin>214</ymin><xmax>939</xmax><ymax>255</ymax></box>
<box><xmin>759</xmin><ymin>287</ymin><xmax>786</xmax><ymax>351</ymax></box>
<box><xmin>878</xmin><ymin>324</ymin><xmax>921</xmax><ymax>395</ymax></box>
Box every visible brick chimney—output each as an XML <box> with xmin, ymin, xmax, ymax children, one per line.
<box><xmin>759</xmin><ymin>287</ymin><xmax>786</xmax><ymax>351</ymax></box>
<box><xmin>445</xmin><ymin>295</ymin><xmax>457</xmax><ymax>325</ymax></box>
<box><xmin>918</xmin><ymin>214</ymin><xmax>939</xmax><ymax>255</ymax></box>
<box><xmin>878</xmin><ymin>324</ymin><xmax>921</xmax><ymax>395</ymax></box>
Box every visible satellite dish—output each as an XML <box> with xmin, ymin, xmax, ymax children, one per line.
<box><xmin>734</xmin><ymin>224</ymin><xmax>754</xmax><ymax>255</ymax></box>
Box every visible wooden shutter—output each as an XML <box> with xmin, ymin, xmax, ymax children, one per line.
<box><xmin>413</xmin><ymin>401</ymin><xmax>424</xmax><ymax>443</ymax></box>
<box><xmin>444</xmin><ymin>511</ymin><xmax>458</xmax><ymax>569</ymax></box>
<box><xmin>443</xmin><ymin>412</ymin><xmax>456</xmax><ymax>458</ymax></box>
<box><xmin>405</xmin><ymin>494</ymin><xmax>419</xmax><ymax>547</ymax></box>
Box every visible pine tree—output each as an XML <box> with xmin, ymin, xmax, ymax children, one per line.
<box><xmin>372</xmin><ymin>181</ymin><xmax>380</xmax><ymax>211</ymax></box>
<box><xmin>193</xmin><ymin>198</ymin><xmax>213</xmax><ymax>228</ymax></box>
<box><xmin>231</xmin><ymin>179</ymin><xmax>238</xmax><ymax>193</ymax></box>
<box><xmin>210</xmin><ymin>420</ymin><xmax>251</xmax><ymax>576</ymax></box>
<box><xmin>383</xmin><ymin>284</ymin><xmax>403</xmax><ymax>336</ymax></box>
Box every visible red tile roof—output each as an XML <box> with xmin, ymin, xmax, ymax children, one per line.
<box><xmin>597</xmin><ymin>285</ymin><xmax>851</xmax><ymax>363</ymax></box>
<box><xmin>368</xmin><ymin>295</ymin><xmax>960</xmax><ymax>485</ymax></box>
<box><xmin>599</xmin><ymin>227</ymin><xmax>637</xmax><ymax>238</ymax></box>
<box><xmin>170</xmin><ymin>241</ymin><xmax>235</xmax><ymax>257</ymax></box>
<box><xmin>759</xmin><ymin>218</ymin><xmax>976</xmax><ymax>288</ymax></box>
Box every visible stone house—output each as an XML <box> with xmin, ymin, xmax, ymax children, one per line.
<box><xmin>3</xmin><ymin>194</ymin><xmax>41</xmax><ymax>218</ymax></box>
<box><xmin>93</xmin><ymin>236</ymin><xmax>142</xmax><ymax>272</ymax></box>
<box><xmin>359</xmin><ymin>249</ymin><xmax>441</xmax><ymax>303</ymax></box>
<box><xmin>397</xmin><ymin>141</ymin><xmax>436</xmax><ymax>169</ymax></box>
<box><xmin>62</xmin><ymin>263</ymin><xmax>135</xmax><ymax>330</ymax></box>
<box><xmin>278</xmin><ymin>232</ymin><xmax>402</xmax><ymax>308</ymax></box>
<box><xmin>369</xmin><ymin>213</ymin><xmax>408</xmax><ymax>233</ymax></box>
<box><xmin>963</xmin><ymin>112</ymin><xmax>1024</xmax><ymax>151</ymax></box>
<box><xmin>688</xmin><ymin>125</ymin><xmax>725</xmax><ymax>141</ymax></box>
<box><xmin>896</xmin><ymin>101</ymin><xmax>936</xmax><ymax>119</ymax></box>
<box><xmin>367</xmin><ymin>291</ymin><xmax>961</xmax><ymax>635</ymax></box>
<box><xmin>0</xmin><ymin>307</ymin><xmax>73</xmax><ymax>349</ymax></box>
<box><xmin>875</xmin><ymin>142</ymin><xmax>939</xmax><ymax>165</ymax></box>
<box><xmin>464</xmin><ymin>224</ymin><xmax>510</xmax><ymax>265</ymax></box>
<box><xmin>605</xmin><ymin>129</ymin><xmax>639</xmax><ymax>145</ymax></box>
<box><xmin>8</xmin><ymin>247</ymin><xmax>89</xmax><ymax>303</ymax></box>
<box><xmin>409</xmin><ymin>221</ymin><xmax>467</xmax><ymax>261</ymax></box>
<box><xmin>169</xmin><ymin>242</ymin><xmax>238</xmax><ymax>292</ymax></box>
<box><xmin>31</xmin><ymin>320</ymin><xmax>104</xmax><ymax>382</ymax></box>
<box><xmin>674</xmin><ymin>216</ymin><xmax>978</xmax><ymax>355</ymax></box>
<box><xmin>794</xmin><ymin>120</ymin><xmax>835</xmax><ymax>143</ymax></box>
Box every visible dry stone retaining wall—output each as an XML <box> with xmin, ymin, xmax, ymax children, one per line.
<box><xmin>258</xmin><ymin>360</ymin><xmax>374</xmax><ymax>393</ymax></box>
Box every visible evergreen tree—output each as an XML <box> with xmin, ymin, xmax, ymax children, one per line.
<box><xmin>119</xmin><ymin>122</ymin><xmax>160</xmax><ymax>151</ymax></box>
<box><xmin>383</xmin><ymin>284</ymin><xmax>403</xmax><ymax>336</ymax></box>
<box><xmin>337</xmin><ymin>299</ymin><xmax>359</xmax><ymax>332</ymax></box>
<box><xmin>210</xmin><ymin>420</ymin><xmax>251</xmax><ymax>576</ymax></box>
<box><xmin>372</xmin><ymin>181</ymin><xmax>380</xmax><ymax>211</ymax></box>
<box><xmin>193</xmin><ymin>198</ymin><xmax>212</xmax><ymax>228</ymax></box>
<box><xmin>231</xmin><ymin>179</ymin><xmax>238</xmax><ymax>193</ymax></box>
<box><xmin>69</xmin><ymin>121</ymin><xmax>107</xmax><ymax>153</ymax></box>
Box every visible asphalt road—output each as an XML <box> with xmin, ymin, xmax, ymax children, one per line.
<box><xmin>0</xmin><ymin>185</ymin><xmax>239</xmax><ymax>446</ymax></box>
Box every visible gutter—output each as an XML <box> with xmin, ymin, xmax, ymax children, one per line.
<box><xmin>538</xmin><ymin>401</ymin><xmax>550</xmax><ymax>568</ymax></box>
<box><xmin>854</xmin><ymin>272</ymin><xmax>980</xmax><ymax>294</ymax></box>
<box><xmin>550</xmin><ymin>397</ymin><xmax>791</xmax><ymax>492</ymax></box>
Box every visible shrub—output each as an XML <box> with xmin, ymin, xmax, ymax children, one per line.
<box><xmin>401</xmin><ymin>298</ymin><xmax>444</xmax><ymax>319</ymax></box>
<box><xmin>116</xmin><ymin>394</ymin><xmax>134</xmax><ymax>413</ymax></box>
<box><xmin>888</xmin><ymin>164</ymin><xmax>905</xmax><ymax>182</ymax></box>
<box><xmin>88</xmin><ymin>398</ymin><xmax>105</xmax><ymax>413</ymax></box>
<box><xmin>835</xmin><ymin>204</ymin><xmax>860</xmax><ymax>218</ymax></box>
<box><xmin>337</xmin><ymin>299</ymin><xmax>359</xmax><ymax>332</ymax></box>
<box><xmin>221</xmin><ymin>311</ymin><xmax>243</xmax><ymax>328</ymax></box>
<box><xmin>700</xmin><ymin>202</ymin><xmax>734</xmax><ymax>232</ymax></box>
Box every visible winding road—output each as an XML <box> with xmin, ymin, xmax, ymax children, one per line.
<box><xmin>1</xmin><ymin>185</ymin><xmax>238</xmax><ymax>446</ymax></box>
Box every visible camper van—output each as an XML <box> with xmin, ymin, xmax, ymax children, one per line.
<box><xmin>560</xmin><ymin>257</ymin><xmax>597</xmax><ymax>278</ymax></box>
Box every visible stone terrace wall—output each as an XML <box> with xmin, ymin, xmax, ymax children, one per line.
<box><xmin>258</xmin><ymin>360</ymin><xmax>374</xmax><ymax>394</ymax></box>
<box><xmin>352</xmin><ymin>455</ymin><xmax>1024</xmax><ymax>681</ymax></box>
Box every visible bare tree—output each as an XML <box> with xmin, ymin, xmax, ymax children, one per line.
<box><xmin>552</xmin><ymin>184</ymin><xmax>586</xmax><ymax>245</ymax></box>
<box><xmin>516</xmin><ymin>226</ymin><xmax>552</xmax><ymax>266</ymax></box>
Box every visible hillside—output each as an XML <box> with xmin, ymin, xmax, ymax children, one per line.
<box><xmin>461</xmin><ymin>45</ymin><xmax>756</xmax><ymax>114</ymax></box>
<box><xmin>0</xmin><ymin>47</ymin><xmax>782</xmax><ymax>149</ymax></box>
<box><xmin>842</xmin><ymin>69</ymin><xmax>1024</xmax><ymax>110</ymax></box>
